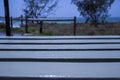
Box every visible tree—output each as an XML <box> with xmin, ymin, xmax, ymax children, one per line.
<box><xmin>72</xmin><ymin>0</ymin><xmax>114</xmax><ymax>26</ymax></box>
<box><xmin>23</xmin><ymin>0</ymin><xmax>58</xmax><ymax>18</ymax></box>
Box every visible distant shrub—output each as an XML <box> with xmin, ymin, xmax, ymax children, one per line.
<box><xmin>0</xmin><ymin>22</ymin><xmax>5</xmax><ymax>29</ymax></box>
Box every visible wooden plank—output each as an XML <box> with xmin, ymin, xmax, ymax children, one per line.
<box><xmin>0</xmin><ymin>39</ymin><xmax>120</xmax><ymax>45</ymax></box>
<box><xmin>0</xmin><ymin>40</ymin><xmax>120</xmax><ymax>43</ymax></box>
<box><xmin>0</xmin><ymin>63</ymin><xmax>120</xmax><ymax>77</ymax></box>
<box><xmin>28</xmin><ymin>18</ymin><xmax>74</xmax><ymax>21</ymax></box>
<box><xmin>0</xmin><ymin>36</ymin><xmax>120</xmax><ymax>40</ymax></box>
<box><xmin>0</xmin><ymin>51</ymin><xmax>120</xmax><ymax>58</ymax></box>
<box><xmin>0</xmin><ymin>77</ymin><xmax>120</xmax><ymax>80</ymax></box>
<box><xmin>0</xmin><ymin>44</ymin><xmax>120</xmax><ymax>49</ymax></box>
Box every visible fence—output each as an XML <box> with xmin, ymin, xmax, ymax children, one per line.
<box><xmin>24</xmin><ymin>16</ymin><xmax>77</xmax><ymax>35</ymax></box>
<box><xmin>0</xmin><ymin>16</ymin><xmax>77</xmax><ymax>36</ymax></box>
<box><xmin>1</xmin><ymin>16</ymin><xmax>120</xmax><ymax>36</ymax></box>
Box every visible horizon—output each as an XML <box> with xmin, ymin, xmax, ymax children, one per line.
<box><xmin>0</xmin><ymin>0</ymin><xmax>120</xmax><ymax>17</ymax></box>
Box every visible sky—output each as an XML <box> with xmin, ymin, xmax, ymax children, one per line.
<box><xmin>0</xmin><ymin>0</ymin><xmax>120</xmax><ymax>17</ymax></box>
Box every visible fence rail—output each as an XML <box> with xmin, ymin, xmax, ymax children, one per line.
<box><xmin>0</xmin><ymin>16</ymin><xmax>77</xmax><ymax>36</ymax></box>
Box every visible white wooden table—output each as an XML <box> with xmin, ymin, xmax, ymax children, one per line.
<box><xmin>0</xmin><ymin>36</ymin><xmax>120</xmax><ymax>80</ymax></box>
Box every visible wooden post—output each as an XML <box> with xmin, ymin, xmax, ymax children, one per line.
<box><xmin>40</xmin><ymin>21</ymin><xmax>43</xmax><ymax>33</ymax></box>
<box><xmin>10</xmin><ymin>17</ymin><xmax>13</xmax><ymax>29</ymax></box>
<box><xmin>25</xmin><ymin>16</ymin><xmax>28</xmax><ymax>33</ymax></box>
<box><xmin>37</xmin><ymin>20</ymin><xmax>39</xmax><ymax>24</ymax></box>
<box><xmin>21</xmin><ymin>15</ymin><xmax>23</xmax><ymax>27</ymax></box>
<box><xmin>74</xmin><ymin>16</ymin><xmax>76</xmax><ymax>36</ymax></box>
<box><xmin>4</xmin><ymin>0</ymin><xmax>11</xmax><ymax>36</ymax></box>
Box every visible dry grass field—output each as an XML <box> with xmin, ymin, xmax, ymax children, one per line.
<box><xmin>20</xmin><ymin>22</ymin><xmax>120</xmax><ymax>36</ymax></box>
<box><xmin>1</xmin><ymin>22</ymin><xmax>120</xmax><ymax>36</ymax></box>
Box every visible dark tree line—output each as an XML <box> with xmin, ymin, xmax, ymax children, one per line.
<box><xmin>72</xmin><ymin>0</ymin><xmax>115</xmax><ymax>26</ymax></box>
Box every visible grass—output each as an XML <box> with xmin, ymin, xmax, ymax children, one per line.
<box><xmin>0</xmin><ymin>22</ymin><xmax>120</xmax><ymax>36</ymax></box>
<box><xmin>0</xmin><ymin>28</ymin><xmax>5</xmax><ymax>32</ymax></box>
<box><xmin>0</xmin><ymin>28</ymin><xmax>23</xmax><ymax>33</ymax></box>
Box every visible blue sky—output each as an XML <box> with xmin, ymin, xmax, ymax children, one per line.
<box><xmin>0</xmin><ymin>0</ymin><xmax>120</xmax><ymax>17</ymax></box>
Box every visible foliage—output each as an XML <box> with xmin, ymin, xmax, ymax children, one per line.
<box><xmin>0</xmin><ymin>22</ymin><xmax>5</xmax><ymax>28</ymax></box>
<box><xmin>23</xmin><ymin>0</ymin><xmax>58</xmax><ymax>18</ymax></box>
<box><xmin>72</xmin><ymin>0</ymin><xmax>114</xmax><ymax>26</ymax></box>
